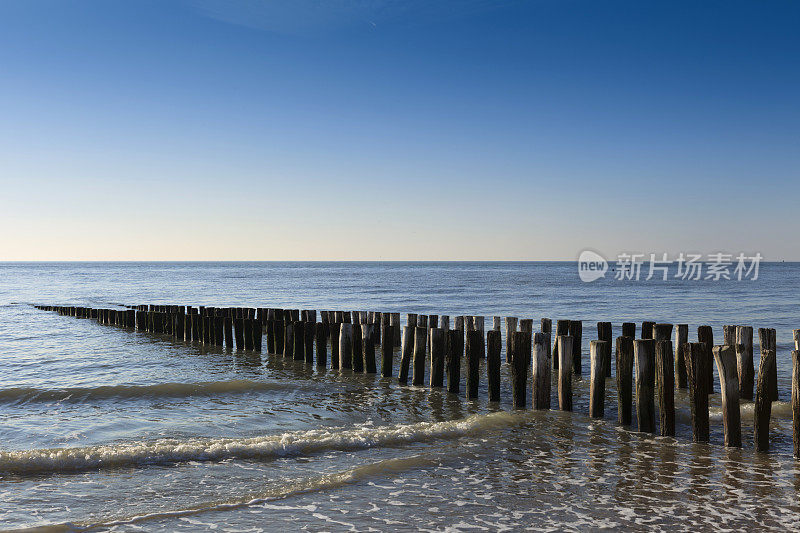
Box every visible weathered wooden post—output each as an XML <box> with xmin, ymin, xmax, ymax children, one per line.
<box><xmin>474</xmin><ymin>316</ymin><xmax>485</xmax><ymax>359</ymax></box>
<box><xmin>736</xmin><ymin>326</ymin><xmax>754</xmax><ymax>400</ymax></box>
<box><xmin>675</xmin><ymin>324</ymin><xmax>688</xmax><ymax>389</ymax></box>
<box><xmin>455</xmin><ymin>315</ymin><xmax>465</xmax><ymax>331</ymax></box>
<box><xmin>642</xmin><ymin>321</ymin><xmax>655</xmax><ymax>340</ymax></box>
<box><xmin>795</xmin><ymin>330</ymin><xmax>800</xmax><ymax>351</ymax></box>
<box><xmin>487</xmin><ymin>329</ymin><xmax>501</xmax><ymax>401</ymax></box>
<box><xmin>362</xmin><ymin>324</ymin><xmax>376</xmax><ymax>373</ymax></box>
<box><xmin>713</xmin><ymin>345</ymin><xmax>741</xmax><ymax>447</ymax></box>
<box><xmin>754</xmin><ymin>348</ymin><xmax>775</xmax><ymax>452</ymax></box>
<box><xmin>569</xmin><ymin>320</ymin><xmax>582</xmax><ymax>374</ymax></box>
<box><xmin>634</xmin><ymin>339</ymin><xmax>656</xmax><ymax>433</ymax></box>
<box><xmin>505</xmin><ymin>317</ymin><xmax>518</xmax><ymax>363</ymax></box>
<box><xmin>243</xmin><ymin>318</ymin><xmax>254</xmax><ymax>350</ymax></box>
<box><xmin>466</xmin><ymin>330</ymin><xmax>481</xmax><ymax>399</ymax></box>
<box><xmin>399</xmin><ymin>325</ymin><xmax>414</xmax><ymax>384</ymax></box>
<box><xmin>723</xmin><ymin>325</ymin><xmax>736</xmax><ymax>346</ymax></box>
<box><xmin>622</xmin><ymin>322</ymin><xmax>636</xmax><ymax>339</ymax></box>
<box><xmin>656</xmin><ymin>340</ymin><xmax>675</xmax><ymax>437</ymax></box>
<box><xmin>407</xmin><ymin>313</ymin><xmax>418</xmax><ymax>328</ymax></box>
<box><xmin>301</xmin><ymin>321</ymin><xmax>313</xmax><ymax>363</ymax></box>
<box><xmin>412</xmin><ymin>326</ymin><xmax>427</xmax><ymax>386</ymax></box>
<box><xmin>224</xmin><ymin>316</ymin><xmax>233</xmax><ymax>349</ymax></box>
<box><xmin>589</xmin><ymin>340</ymin><xmax>607</xmax><ymax>418</ymax></box>
<box><xmin>293</xmin><ymin>321</ymin><xmax>305</xmax><ymax>360</ymax></box>
<box><xmin>429</xmin><ymin>327</ymin><xmax>445</xmax><ymax>387</ymax></box>
<box><xmin>511</xmin><ymin>331</ymin><xmax>530</xmax><ymax>409</ymax></box>
<box><xmin>698</xmin><ymin>325</ymin><xmax>714</xmax><ymax>393</ymax></box>
<box><xmin>493</xmin><ymin>316</ymin><xmax>502</xmax><ymax>331</ymax></box>
<box><xmin>685</xmin><ymin>342</ymin><xmax>709</xmax><ymax>442</ymax></box>
<box><xmin>759</xmin><ymin>328</ymin><xmax>778</xmax><ymax>401</ymax></box>
<box><xmin>234</xmin><ymin>318</ymin><xmax>244</xmax><ymax>351</ymax></box>
<box><xmin>274</xmin><ymin>316</ymin><xmax>285</xmax><ymax>355</ymax></box>
<box><xmin>447</xmin><ymin>329</ymin><xmax>463</xmax><ymax>394</ymax></box>
<box><xmin>330</xmin><ymin>323</ymin><xmax>340</xmax><ymax>370</ymax></box>
<box><xmin>597</xmin><ymin>322</ymin><xmax>612</xmax><ymax>377</ymax></box>
<box><xmin>381</xmin><ymin>323</ymin><xmax>393</xmax><ymax>377</ymax></box>
<box><xmin>553</xmin><ymin>320</ymin><xmax>569</xmax><ymax>370</ymax></box>
<box><xmin>339</xmin><ymin>323</ymin><xmax>353</xmax><ymax>370</ymax></box>
<box><xmin>418</xmin><ymin>315</ymin><xmax>428</xmax><ymax>328</ymax></box>
<box><xmin>558</xmin><ymin>335</ymin><xmax>573</xmax><ymax>411</ymax></box>
<box><xmin>266</xmin><ymin>310</ymin><xmax>275</xmax><ymax>354</ymax></box>
<box><xmin>352</xmin><ymin>323</ymin><xmax>364</xmax><ymax>372</ymax></box>
<box><xmin>616</xmin><ymin>336</ymin><xmax>634</xmax><ymax>425</ymax></box>
<box><xmin>390</xmin><ymin>313</ymin><xmax>401</xmax><ymax>346</ymax></box>
<box><xmin>793</xmin><ymin>349</ymin><xmax>800</xmax><ymax>458</ymax></box>
<box><xmin>316</xmin><ymin>323</ymin><xmax>327</xmax><ymax>367</ymax></box>
<box><xmin>532</xmin><ymin>332</ymin><xmax>550</xmax><ymax>410</ymax></box>
<box><xmin>283</xmin><ymin>321</ymin><xmax>294</xmax><ymax>358</ymax></box>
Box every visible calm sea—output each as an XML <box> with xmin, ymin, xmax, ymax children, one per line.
<box><xmin>1</xmin><ymin>262</ymin><xmax>799</xmax><ymax>531</ymax></box>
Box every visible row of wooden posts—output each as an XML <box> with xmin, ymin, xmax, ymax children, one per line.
<box><xmin>34</xmin><ymin>304</ymin><xmax>800</xmax><ymax>456</ymax></box>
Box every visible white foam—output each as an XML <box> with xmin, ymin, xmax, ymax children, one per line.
<box><xmin>0</xmin><ymin>411</ymin><xmax>520</xmax><ymax>475</ymax></box>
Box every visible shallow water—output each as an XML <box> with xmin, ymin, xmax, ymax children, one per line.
<box><xmin>1</xmin><ymin>262</ymin><xmax>799</xmax><ymax>531</ymax></box>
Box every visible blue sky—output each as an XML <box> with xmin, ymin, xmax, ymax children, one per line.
<box><xmin>1</xmin><ymin>1</ymin><xmax>798</xmax><ymax>260</ymax></box>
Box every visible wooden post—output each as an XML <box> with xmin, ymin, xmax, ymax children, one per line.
<box><xmin>642</xmin><ymin>321</ymin><xmax>655</xmax><ymax>339</ymax></box>
<box><xmin>541</xmin><ymin>318</ymin><xmax>552</xmax><ymax>335</ymax></box>
<box><xmin>698</xmin><ymin>325</ymin><xmax>715</xmax><ymax>393</ymax></box>
<box><xmin>407</xmin><ymin>313</ymin><xmax>418</xmax><ymax>328</ymax></box>
<box><xmin>274</xmin><ymin>317</ymin><xmax>285</xmax><ymax>355</ymax></box>
<box><xmin>634</xmin><ymin>339</ymin><xmax>656</xmax><ymax>433</ymax></box>
<box><xmin>723</xmin><ymin>325</ymin><xmax>737</xmax><ymax>345</ymax></box>
<box><xmin>352</xmin><ymin>323</ymin><xmax>364</xmax><ymax>372</ymax></box>
<box><xmin>656</xmin><ymin>340</ymin><xmax>675</xmax><ymax>437</ymax></box>
<box><xmin>399</xmin><ymin>325</ymin><xmax>414</xmax><ymax>384</ymax></box>
<box><xmin>234</xmin><ymin>318</ymin><xmax>244</xmax><ymax>351</ymax></box>
<box><xmin>362</xmin><ymin>324</ymin><xmax>376</xmax><ymax>373</ymax></box>
<box><xmin>653</xmin><ymin>323</ymin><xmax>672</xmax><ymax>343</ymax></box>
<box><xmin>487</xmin><ymin>329</ymin><xmax>501</xmax><ymax>401</ymax></box>
<box><xmin>597</xmin><ymin>322</ymin><xmax>612</xmax><ymax>377</ymax></box>
<box><xmin>754</xmin><ymin>348</ymin><xmax>775</xmax><ymax>452</ymax></box>
<box><xmin>447</xmin><ymin>329</ymin><xmax>463</xmax><ymax>394</ymax></box>
<box><xmin>302</xmin><ymin>321</ymin><xmax>313</xmax><ymax>363</ymax></box>
<box><xmin>505</xmin><ymin>317</ymin><xmax>518</xmax><ymax>363</ymax></box>
<box><xmin>455</xmin><ymin>315</ymin><xmax>465</xmax><ymax>331</ymax></box>
<box><xmin>412</xmin><ymin>326</ymin><xmax>426</xmax><ymax>386</ymax></box>
<box><xmin>622</xmin><ymin>322</ymin><xmax>636</xmax><ymax>339</ymax></box>
<box><xmin>330</xmin><ymin>323</ymin><xmax>340</xmax><ymax>370</ymax></box>
<box><xmin>339</xmin><ymin>323</ymin><xmax>353</xmax><ymax>370</ymax></box>
<box><xmin>713</xmin><ymin>345</ymin><xmax>741</xmax><ymax>447</ymax></box>
<box><xmin>224</xmin><ymin>316</ymin><xmax>233</xmax><ymax>349</ymax></box>
<box><xmin>759</xmin><ymin>328</ymin><xmax>778</xmax><ymax>401</ymax></box>
<box><xmin>558</xmin><ymin>335</ymin><xmax>573</xmax><ymax>411</ymax></box>
<box><xmin>493</xmin><ymin>316</ymin><xmax>502</xmax><ymax>331</ymax></box>
<box><xmin>429</xmin><ymin>327</ymin><xmax>445</xmax><ymax>387</ymax></box>
<box><xmin>293</xmin><ymin>321</ymin><xmax>305</xmax><ymax>360</ymax></box>
<box><xmin>316</xmin><ymin>323</ymin><xmax>327</xmax><ymax>367</ymax></box>
<box><xmin>243</xmin><ymin>318</ymin><xmax>254</xmax><ymax>350</ymax></box>
<box><xmin>736</xmin><ymin>326</ymin><xmax>754</xmax><ymax>400</ymax></box>
<box><xmin>675</xmin><ymin>324</ymin><xmax>688</xmax><ymax>389</ymax></box>
<box><xmin>553</xmin><ymin>320</ymin><xmax>569</xmax><ymax>370</ymax></box>
<box><xmin>390</xmin><ymin>313</ymin><xmax>401</xmax><ymax>346</ymax></box>
<box><xmin>589</xmin><ymin>340</ymin><xmax>607</xmax><ymax>418</ymax></box>
<box><xmin>381</xmin><ymin>323</ymin><xmax>393</xmax><ymax>377</ymax></box>
<box><xmin>569</xmin><ymin>320</ymin><xmax>582</xmax><ymax>374</ymax></box>
<box><xmin>511</xmin><ymin>331</ymin><xmax>530</xmax><ymax>409</ymax></box>
<box><xmin>793</xmin><ymin>350</ymin><xmax>800</xmax><ymax>458</ymax></box>
<box><xmin>474</xmin><ymin>316</ymin><xmax>485</xmax><ymax>359</ymax></box>
<box><xmin>418</xmin><ymin>315</ymin><xmax>428</xmax><ymax>328</ymax></box>
<box><xmin>685</xmin><ymin>342</ymin><xmax>709</xmax><ymax>442</ymax></box>
<box><xmin>795</xmin><ymin>330</ymin><xmax>800</xmax><ymax>351</ymax></box>
<box><xmin>532</xmin><ymin>332</ymin><xmax>550</xmax><ymax>410</ymax></box>
<box><xmin>466</xmin><ymin>330</ymin><xmax>481</xmax><ymax>399</ymax></box>
<box><xmin>266</xmin><ymin>310</ymin><xmax>275</xmax><ymax>354</ymax></box>
<box><xmin>616</xmin><ymin>336</ymin><xmax>634</xmax><ymax>425</ymax></box>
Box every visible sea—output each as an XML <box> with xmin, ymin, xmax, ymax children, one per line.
<box><xmin>1</xmin><ymin>261</ymin><xmax>799</xmax><ymax>531</ymax></box>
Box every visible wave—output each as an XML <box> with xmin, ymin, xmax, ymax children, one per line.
<box><xmin>0</xmin><ymin>411</ymin><xmax>519</xmax><ymax>476</ymax></box>
<box><xmin>0</xmin><ymin>380</ymin><xmax>298</xmax><ymax>404</ymax></box>
<box><xmin>16</xmin><ymin>454</ymin><xmax>439</xmax><ymax>532</ymax></box>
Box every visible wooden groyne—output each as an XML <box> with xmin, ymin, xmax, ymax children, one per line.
<box><xmin>32</xmin><ymin>304</ymin><xmax>800</xmax><ymax>457</ymax></box>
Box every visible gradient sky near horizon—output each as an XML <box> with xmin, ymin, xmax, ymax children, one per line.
<box><xmin>1</xmin><ymin>0</ymin><xmax>798</xmax><ymax>260</ymax></box>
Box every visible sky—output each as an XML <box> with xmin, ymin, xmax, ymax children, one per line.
<box><xmin>0</xmin><ymin>0</ymin><xmax>798</xmax><ymax>261</ymax></box>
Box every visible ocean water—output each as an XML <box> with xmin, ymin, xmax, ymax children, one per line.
<box><xmin>1</xmin><ymin>261</ymin><xmax>799</xmax><ymax>531</ymax></box>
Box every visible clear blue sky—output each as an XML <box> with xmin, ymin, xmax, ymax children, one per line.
<box><xmin>1</xmin><ymin>1</ymin><xmax>798</xmax><ymax>260</ymax></box>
